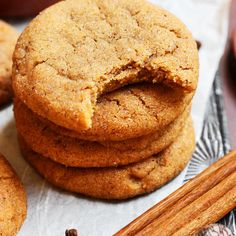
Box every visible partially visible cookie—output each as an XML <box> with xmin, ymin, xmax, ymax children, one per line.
<box><xmin>0</xmin><ymin>153</ymin><xmax>26</xmax><ymax>236</ymax></box>
<box><xmin>0</xmin><ymin>20</ymin><xmax>18</xmax><ymax>107</ymax></box>
<box><xmin>15</xmin><ymin>96</ymin><xmax>190</xmax><ymax>167</ymax></box>
<box><xmin>19</xmin><ymin>118</ymin><xmax>195</xmax><ymax>200</ymax></box>
<box><xmin>12</xmin><ymin>0</ymin><xmax>198</xmax><ymax>131</ymax></box>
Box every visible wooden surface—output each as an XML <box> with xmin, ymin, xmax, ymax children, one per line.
<box><xmin>222</xmin><ymin>0</ymin><xmax>236</xmax><ymax>148</ymax></box>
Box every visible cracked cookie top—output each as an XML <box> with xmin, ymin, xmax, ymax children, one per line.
<box><xmin>12</xmin><ymin>0</ymin><xmax>198</xmax><ymax>131</ymax></box>
<box><xmin>14</xmin><ymin>96</ymin><xmax>189</xmax><ymax>167</ymax></box>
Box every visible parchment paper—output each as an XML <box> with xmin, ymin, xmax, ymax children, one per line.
<box><xmin>0</xmin><ymin>1</ymin><xmax>230</xmax><ymax>235</ymax></box>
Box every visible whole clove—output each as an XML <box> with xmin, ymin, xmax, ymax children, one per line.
<box><xmin>196</xmin><ymin>40</ymin><xmax>202</xmax><ymax>50</ymax></box>
<box><xmin>65</xmin><ymin>229</ymin><xmax>78</xmax><ymax>236</ymax></box>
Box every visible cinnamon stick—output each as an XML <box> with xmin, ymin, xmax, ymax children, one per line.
<box><xmin>115</xmin><ymin>149</ymin><xmax>236</xmax><ymax>236</ymax></box>
<box><xmin>138</xmin><ymin>171</ymin><xmax>236</xmax><ymax>235</ymax></box>
<box><xmin>138</xmin><ymin>157</ymin><xmax>236</xmax><ymax>232</ymax></box>
<box><xmin>173</xmin><ymin>185</ymin><xmax>236</xmax><ymax>235</ymax></box>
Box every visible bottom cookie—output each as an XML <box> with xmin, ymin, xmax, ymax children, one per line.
<box><xmin>19</xmin><ymin>119</ymin><xmax>195</xmax><ymax>200</ymax></box>
<box><xmin>0</xmin><ymin>153</ymin><xmax>27</xmax><ymax>236</ymax></box>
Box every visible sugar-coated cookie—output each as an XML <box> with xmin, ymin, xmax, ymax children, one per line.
<box><xmin>19</xmin><ymin>118</ymin><xmax>195</xmax><ymax>200</ymax></box>
<box><xmin>33</xmin><ymin>84</ymin><xmax>193</xmax><ymax>141</ymax></box>
<box><xmin>12</xmin><ymin>0</ymin><xmax>198</xmax><ymax>131</ymax></box>
<box><xmin>15</xmin><ymin>97</ymin><xmax>190</xmax><ymax>167</ymax></box>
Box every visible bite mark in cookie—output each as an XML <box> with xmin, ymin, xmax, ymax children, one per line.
<box><xmin>12</xmin><ymin>0</ymin><xmax>198</xmax><ymax>131</ymax></box>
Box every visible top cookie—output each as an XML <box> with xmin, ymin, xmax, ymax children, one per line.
<box><xmin>12</xmin><ymin>0</ymin><xmax>198</xmax><ymax>131</ymax></box>
<box><xmin>0</xmin><ymin>20</ymin><xmax>18</xmax><ymax>106</ymax></box>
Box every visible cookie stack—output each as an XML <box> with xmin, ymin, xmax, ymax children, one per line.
<box><xmin>12</xmin><ymin>0</ymin><xmax>198</xmax><ymax>200</ymax></box>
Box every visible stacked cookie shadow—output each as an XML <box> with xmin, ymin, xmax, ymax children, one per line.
<box><xmin>12</xmin><ymin>0</ymin><xmax>198</xmax><ymax>200</ymax></box>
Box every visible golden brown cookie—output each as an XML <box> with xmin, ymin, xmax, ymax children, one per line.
<box><xmin>19</xmin><ymin>118</ymin><xmax>195</xmax><ymax>200</ymax></box>
<box><xmin>12</xmin><ymin>0</ymin><xmax>198</xmax><ymax>131</ymax></box>
<box><xmin>0</xmin><ymin>153</ymin><xmax>26</xmax><ymax>236</ymax></box>
<box><xmin>0</xmin><ymin>20</ymin><xmax>18</xmax><ymax>107</ymax></box>
<box><xmin>30</xmin><ymin>83</ymin><xmax>193</xmax><ymax>141</ymax></box>
<box><xmin>15</xmin><ymin>96</ymin><xmax>190</xmax><ymax>167</ymax></box>
<box><xmin>93</xmin><ymin>107</ymin><xmax>191</xmax><ymax>151</ymax></box>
